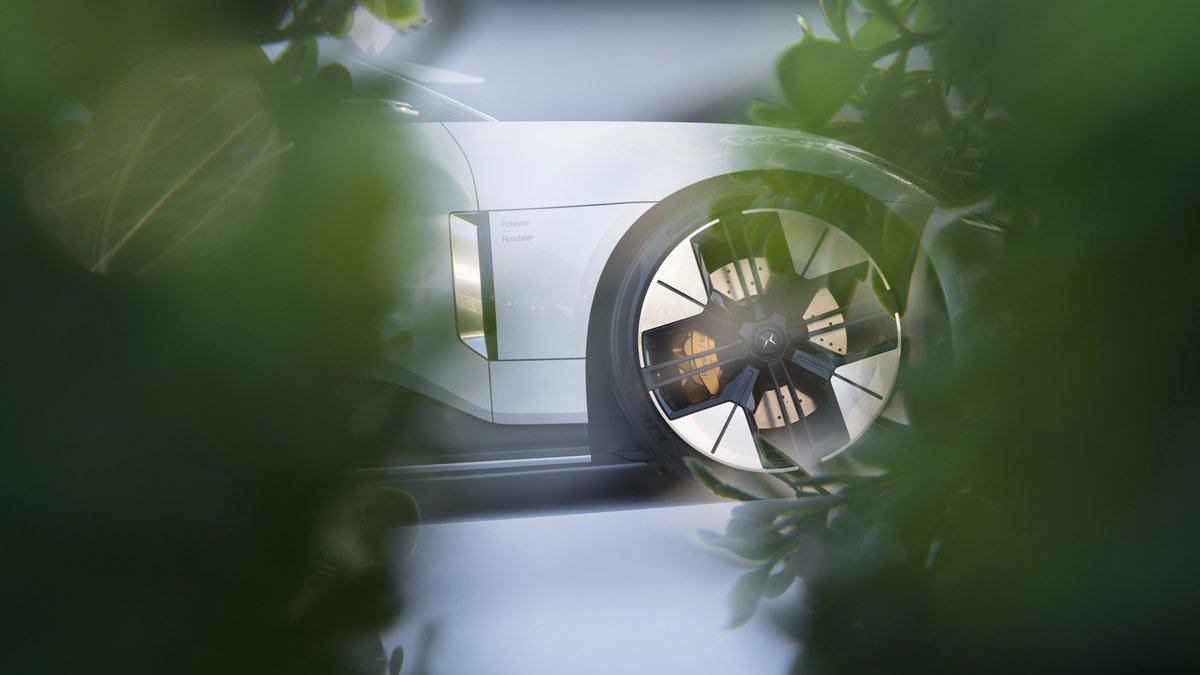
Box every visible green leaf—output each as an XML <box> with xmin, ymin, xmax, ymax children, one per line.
<box><xmin>276</xmin><ymin>35</ymin><xmax>318</xmax><ymax>82</ymax></box>
<box><xmin>685</xmin><ymin>457</ymin><xmax>761</xmax><ymax>501</ymax></box>
<box><xmin>49</xmin><ymin>118</ymin><xmax>89</xmax><ymax>150</ymax></box>
<box><xmin>361</xmin><ymin>486</ymin><xmax>420</xmax><ymax>563</ymax></box>
<box><xmin>777</xmin><ymin>36</ymin><xmax>875</xmax><ymax>130</ymax></box>
<box><xmin>763</xmin><ymin>564</ymin><xmax>796</xmax><ymax>599</ymax></box>
<box><xmin>853</xmin><ymin>14</ymin><xmax>898</xmax><ymax>50</ymax></box>
<box><xmin>328</xmin><ymin>7</ymin><xmax>356</xmax><ymax>37</ymax></box>
<box><xmin>25</xmin><ymin>47</ymin><xmax>286</xmax><ymax>276</ymax></box>
<box><xmin>274</xmin><ymin>36</ymin><xmax>308</xmax><ymax>82</ymax></box>
<box><xmin>246</xmin><ymin>0</ymin><xmax>290</xmax><ymax>34</ymax></box>
<box><xmin>732</xmin><ymin>495</ymin><xmax>849</xmax><ymax>522</ymax></box>
<box><xmin>362</xmin><ymin>486</ymin><xmax>419</xmax><ymax>530</ymax></box>
<box><xmin>858</xmin><ymin>0</ymin><xmax>916</xmax><ymax>33</ymax></box>
<box><xmin>298</xmin><ymin>36</ymin><xmax>318</xmax><ymax>81</ymax></box>
<box><xmin>315</xmin><ymin>62</ymin><xmax>354</xmax><ymax>97</ymax></box>
<box><xmin>819</xmin><ymin>0</ymin><xmax>852</xmax><ymax>43</ymax></box>
<box><xmin>389</xmin><ymin>645</ymin><xmax>404</xmax><ymax>675</ymax></box>
<box><xmin>729</xmin><ymin>565</ymin><xmax>771</xmax><ymax>627</ymax></box>
<box><xmin>363</xmin><ymin>0</ymin><xmax>429</xmax><ymax>33</ymax></box>
<box><xmin>912</xmin><ymin>0</ymin><xmax>943</xmax><ymax>33</ymax></box>
<box><xmin>748</xmin><ymin>99</ymin><xmax>805</xmax><ymax>127</ymax></box>
<box><xmin>774</xmin><ymin>471</ymin><xmax>868</xmax><ymax>493</ymax></box>
<box><xmin>856</xmin><ymin>0</ymin><xmax>896</xmax><ymax>16</ymax></box>
<box><xmin>713</xmin><ymin>531</ymin><xmax>787</xmax><ymax>562</ymax></box>
<box><xmin>866</xmin><ymin>50</ymin><xmax>908</xmax><ymax>137</ymax></box>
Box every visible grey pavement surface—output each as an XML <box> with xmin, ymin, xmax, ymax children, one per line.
<box><xmin>383</xmin><ymin>501</ymin><xmax>801</xmax><ymax>675</ymax></box>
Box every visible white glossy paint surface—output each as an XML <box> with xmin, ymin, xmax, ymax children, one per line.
<box><xmin>447</xmin><ymin>122</ymin><xmax>739</xmax><ymax>209</ymax></box>
<box><xmin>373</xmin><ymin>124</ymin><xmax>494</xmax><ymax>420</ymax></box>
<box><xmin>490</xmin><ymin>359</ymin><xmax>589</xmax><ymax>424</ymax></box>
<box><xmin>489</xmin><ymin>203</ymin><xmax>654</xmax><ymax>361</ymax></box>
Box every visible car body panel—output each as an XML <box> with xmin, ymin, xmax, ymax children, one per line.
<box><xmin>369</xmin><ymin>123</ymin><xmax>493</xmax><ymax>421</ymax></box>
<box><xmin>490</xmin><ymin>359</ymin><xmax>589</xmax><ymax>424</ymax></box>
<box><xmin>486</xmin><ymin>202</ymin><xmax>656</xmax><ymax>361</ymax></box>
<box><xmin>443</xmin><ymin>122</ymin><xmax>938</xmax><ymax>215</ymax></box>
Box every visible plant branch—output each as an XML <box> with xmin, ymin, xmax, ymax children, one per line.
<box><xmin>867</xmin><ymin>27</ymin><xmax>946</xmax><ymax>61</ymax></box>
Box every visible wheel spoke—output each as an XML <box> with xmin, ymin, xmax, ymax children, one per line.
<box><xmin>725</xmin><ymin>214</ymin><xmax>770</xmax><ymax>317</ymax></box>
<box><xmin>656</xmin><ymin>280</ymin><xmax>705</xmax><ymax>308</ymax></box>
<box><xmin>657</xmin><ymin>364</ymin><xmax>760</xmax><ymax>421</ymax></box>
<box><xmin>640</xmin><ymin>294</ymin><xmax>741</xmax><ymax>347</ymax></box>
<box><xmin>641</xmin><ymin>342</ymin><xmax>750</xmax><ymax>391</ymax></box>
<box><xmin>803</xmin><ymin>310</ymin><xmax>894</xmax><ymax>344</ymax></box>
<box><xmin>773</xmin><ymin>272</ymin><xmax>898</xmax><ymax>360</ymax></box>
<box><xmin>704</xmin><ymin>404</ymin><xmax>773</xmax><ymax>471</ymax></box>
<box><xmin>709</xmin><ymin>405</ymin><xmax>738</xmax><ymax>454</ymax></box>
<box><xmin>696</xmin><ymin>216</ymin><xmax>771</xmax><ymax>320</ymax></box>
<box><xmin>783</xmin><ymin>360</ymin><xmax>852</xmax><ymax>457</ymax></box>
<box><xmin>840</xmin><ymin>300</ymin><xmax>899</xmax><ymax>356</ymax></box>
<box><xmin>703</xmin><ymin>289</ymin><xmax>754</xmax><ymax>325</ymax></box>
<box><xmin>787</xmin><ymin>347</ymin><xmax>835</xmax><ymax>380</ymax></box>
<box><xmin>786</xmin><ymin>294</ymin><xmax>890</xmax><ymax>336</ymax></box>
<box><xmin>762</xmin><ymin>362</ymin><xmax>804</xmax><ymax>470</ymax></box>
<box><xmin>832</xmin><ymin>340</ymin><xmax>900</xmax><ymax>368</ymax></box>
<box><xmin>812</xmin><ymin>261</ymin><xmax>871</xmax><ymax>307</ymax></box>
<box><xmin>788</xmin><ymin>338</ymin><xmax>899</xmax><ymax>376</ymax></box>
<box><xmin>777</xmin><ymin>359</ymin><xmax>819</xmax><ymax>459</ymax></box>
<box><xmin>718</xmin><ymin>219</ymin><xmax>757</xmax><ymax>315</ymax></box>
<box><xmin>799</xmin><ymin>224</ymin><xmax>869</xmax><ymax>281</ymax></box>
<box><xmin>641</xmin><ymin>341</ymin><xmax>743</xmax><ymax>381</ymax></box>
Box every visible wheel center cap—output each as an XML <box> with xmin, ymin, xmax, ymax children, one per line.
<box><xmin>749</xmin><ymin>324</ymin><xmax>787</xmax><ymax>360</ymax></box>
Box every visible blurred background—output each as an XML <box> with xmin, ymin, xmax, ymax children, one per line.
<box><xmin>344</xmin><ymin>0</ymin><xmax>814</xmax><ymax>123</ymax></box>
<box><xmin>4</xmin><ymin>1</ymin><xmax>1200</xmax><ymax>674</ymax></box>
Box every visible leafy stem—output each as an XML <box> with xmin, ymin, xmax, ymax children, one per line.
<box><xmin>867</xmin><ymin>27</ymin><xmax>947</xmax><ymax>61</ymax></box>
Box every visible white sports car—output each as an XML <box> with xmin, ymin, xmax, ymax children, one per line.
<box><xmin>352</xmin><ymin>67</ymin><xmax>998</xmax><ymax>510</ymax></box>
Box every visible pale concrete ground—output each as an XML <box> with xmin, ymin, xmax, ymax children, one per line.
<box><xmin>383</xmin><ymin>501</ymin><xmax>802</xmax><ymax>675</ymax></box>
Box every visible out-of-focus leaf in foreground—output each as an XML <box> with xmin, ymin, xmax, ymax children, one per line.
<box><xmin>362</xmin><ymin>0</ymin><xmax>429</xmax><ymax>33</ymax></box>
<box><xmin>718</xmin><ymin>1</ymin><xmax>1200</xmax><ymax>673</ymax></box>
<box><xmin>26</xmin><ymin>46</ymin><xmax>286</xmax><ymax>276</ymax></box>
<box><xmin>1</xmin><ymin>2</ymin><xmax>431</xmax><ymax>674</ymax></box>
<box><xmin>778</xmin><ymin>36</ymin><xmax>874</xmax><ymax>131</ymax></box>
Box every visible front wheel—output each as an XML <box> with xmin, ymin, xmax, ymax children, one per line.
<box><xmin>590</xmin><ymin>175</ymin><xmax>924</xmax><ymax>484</ymax></box>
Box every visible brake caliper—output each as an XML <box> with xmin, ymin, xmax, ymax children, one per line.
<box><xmin>673</xmin><ymin>329</ymin><xmax>721</xmax><ymax>404</ymax></box>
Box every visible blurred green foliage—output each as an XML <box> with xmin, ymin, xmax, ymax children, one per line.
<box><xmin>707</xmin><ymin>1</ymin><xmax>1200</xmax><ymax>673</ymax></box>
<box><xmin>0</xmin><ymin>2</ymin><xmax>426</xmax><ymax>674</ymax></box>
<box><xmin>753</xmin><ymin>0</ymin><xmax>999</xmax><ymax>205</ymax></box>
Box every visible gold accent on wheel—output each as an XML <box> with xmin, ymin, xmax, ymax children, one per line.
<box><xmin>672</xmin><ymin>330</ymin><xmax>721</xmax><ymax>403</ymax></box>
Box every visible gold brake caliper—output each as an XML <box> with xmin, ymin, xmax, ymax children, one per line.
<box><xmin>673</xmin><ymin>330</ymin><xmax>721</xmax><ymax>404</ymax></box>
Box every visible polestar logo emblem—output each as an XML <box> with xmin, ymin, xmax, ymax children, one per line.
<box><xmin>750</xmin><ymin>325</ymin><xmax>787</xmax><ymax>360</ymax></box>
